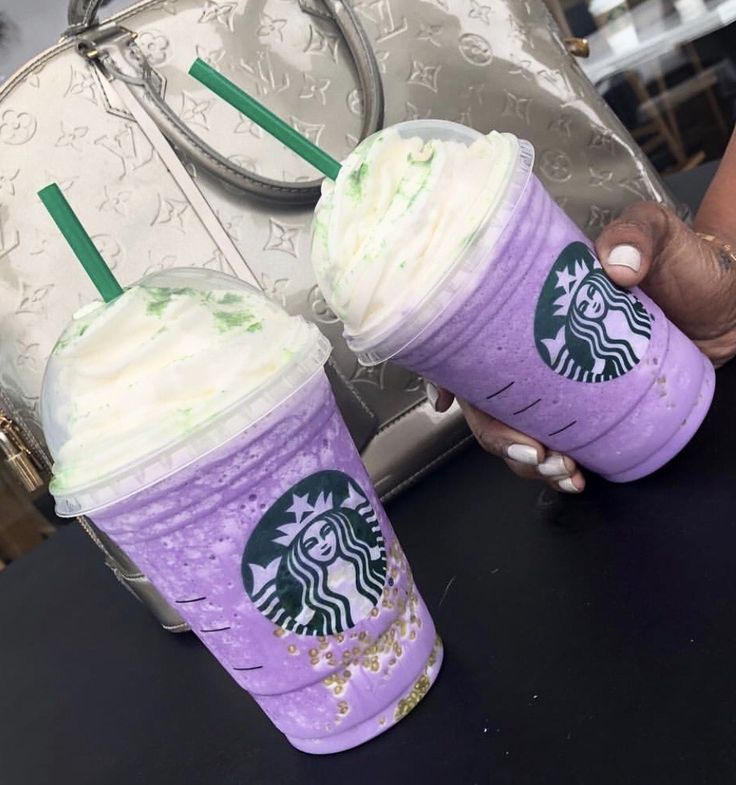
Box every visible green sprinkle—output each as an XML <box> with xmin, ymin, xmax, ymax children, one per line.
<box><xmin>213</xmin><ymin>309</ymin><xmax>263</xmax><ymax>332</ymax></box>
<box><xmin>219</xmin><ymin>292</ymin><xmax>243</xmax><ymax>305</ymax></box>
<box><xmin>53</xmin><ymin>320</ymin><xmax>92</xmax><ymax>353</ymax></box>
<box><xmin>346</xmin><ymin>161</ymin><xmax>369</xmax><ymax>201</ymax></box>
<box><xmin>144</xmin><ymin>286</ymin><xmax>196</xmax><ymax>316</ymax></box>
<box><xmin>313</xmin><ymin>213</ymin><xmax>329</xmax><ymax>246</ymax></box>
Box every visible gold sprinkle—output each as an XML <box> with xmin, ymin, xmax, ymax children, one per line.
<box><xmin>337</xmin><ymin>700</ymin><xmax>349</xmax><ymax>715</ymax></box>
<box><xmin>273</xmin><ymin>628</ymin><xmax>286</xmax><ymax>638</ymax></box>
<box><xmin>309</xmin><ymin>648</ymin><xmax>318</xmax><ymax>657</ymax></box>
<box><xmin>287</xmin><ymin>644</ymin><xmax>298</xmax><ymax>655</ymax></box>
<box><xmin>394</xmin><ymin>675</ymin><xmax>431</xmax><ymax>721</ymax></box>
<box><xmin>336</xmin><ymin>633</ymin><xmax>345</xmax><ymax>643</ymax></box>
<box><xmin>343</xmin><ymin>670</ymin><xmax>352</xmax><ymax>679</ymax></box>
<box><xmin>428</xmin><ymin>636</ymin><xmax>441</xmax><ymax>667</ymax></box>
<box><xmin>370</xmin><ymin>608</ymin><xmax>379</xmax><ymax>617</ymax></box>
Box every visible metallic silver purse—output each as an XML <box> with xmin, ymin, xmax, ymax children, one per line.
<box><xmin>0</xmin><ymin>0</ymin><xmax>675</xmax><ymax>629</ymax></box>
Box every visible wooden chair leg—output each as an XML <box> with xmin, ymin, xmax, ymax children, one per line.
<box><xmin>625</xmin><ymin>71</ymin><xmax>687</xmax><ymax>167</ymax></box>
<box><xmin>683</xmin><ymin>41</ymin><xmax>728</xmax><ymax>138</ymax></box>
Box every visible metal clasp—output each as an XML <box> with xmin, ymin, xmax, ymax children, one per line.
<box><xmin>75</xmin><ymin>24</ymin><xmax>138</xmax><ymax>61</ymax></box>
<box><xmin>0</xmin><ymin>414</ymin><xmax>45</xmax><ymax>493</ymax></box>
<box><xmin>565</xmin><ymin>37</ymin><xmax>590</xmax><ymax>58</ymax></box>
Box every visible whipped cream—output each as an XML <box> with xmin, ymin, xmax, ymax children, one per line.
<box><xmin>44</xmin><ymin>282</ymin><xmax>315</xmax><ymax>493</ymax></box>
<box><xmin>311</xmin><ymin>126</ymin><xmax>519</xmax><ymax>337</ymax></box>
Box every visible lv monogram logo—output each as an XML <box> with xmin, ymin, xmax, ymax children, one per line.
<box><xmin>240</xmin><ymin>51</ymin><xmax>290</xmax><ymax>97</ymax></box>
<box><xmin>356</xmin><ymin>0</ymin><xmax>408</xmax><ymax>43</ymax></box>
<box><xmin>0</xmin><ymin>223</ymin><xmax>20</xmax><ymax>261</ymax></box>
<box><xmin>94</xmin><ymin>126</ymin><xmax>154</xmax><ymax>179</ymax></box>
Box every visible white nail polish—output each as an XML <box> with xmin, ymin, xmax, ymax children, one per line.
<box><xmin>607</xmin><ymin>244</ymin><xmax>641</xmax><ymax>271</ymax></box>
<box><xmin>425</xmin><ymin>381</ymin><xmax>439</xmax><ymax>410</ymax></box>
<box><xmin>506</xmin><ymin>444</ymin><xmax>539</xmax><ymax>465</ymax></box>
<box><xmin>558</xmin><ymin>477</ymin><xmax>580</xmax><ymax>493</ymax></box>
<box><xmin>538</xmin><ymin>454</ymin><xmax>568</xmax><ymax>477</ymax></box>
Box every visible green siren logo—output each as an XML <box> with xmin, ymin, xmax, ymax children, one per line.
<box><xmin>242</xmin><ymin>471</ymin><xmax>387</xmax><ymax>636</ymax></box>
<box><xmin>534</xmin><ymin>242</ymin><xmax>651</xmax><ymax>383</ymax></box>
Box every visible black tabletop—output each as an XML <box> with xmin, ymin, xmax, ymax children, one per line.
<box><xmin>3</xmin><ymin>166</ymin><xmax>736</xmax><ymax>785</ymax></box>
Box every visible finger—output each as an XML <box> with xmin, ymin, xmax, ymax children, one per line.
<box><xmin>503</xmin><ymin>457</ymin><xmax>541</xmax><ymax>480</ymax></box>
<box><xmin>551</xmin><ymin>470</ymin><xmax>585</xmax><ymax>494</ymax></box>
<box><xmin>536</xmin><ymin>451</ymin><xmax>577</xmax><ymax>479</ymax></box>
<box><xmin>594</xmin><ymin>201</ymin><xmax>671</xmax><ymax>288</ymax></box>
<box><xmin>424</xmin><ymin>381</ymin><xmax>455</xmax><ymax>412</ymax></box>
<box><xmin>457</xmin><ymin>399</ymin><xmax>544</xmax><ymax>465</ymax></box>
<box><xmin>595</xmin><ymin>202</ymin><xmax>734</xmax><ymax>343</ymax></box>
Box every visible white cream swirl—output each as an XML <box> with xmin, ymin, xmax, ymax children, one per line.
<box><xmin>44</xmin><ymin>283</ymin><xmax>314</xmax><ymax>493</ymax></box>
<box><xmin>311</xmin><ymin>127</ymin><xmax>519</xmax><ymax>336</ymax></box>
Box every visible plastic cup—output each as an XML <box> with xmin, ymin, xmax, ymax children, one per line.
<box><xmin>41</xmin><ymin>268</ymin><xmax>442</xmax><ymax>754</ymax></box>
<box><xmin>336</xmin><ymin>121</ymin><xmax>714</xmax><ymax>483</ymax></box>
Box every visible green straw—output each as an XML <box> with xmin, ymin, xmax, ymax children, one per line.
<box><xmin>38</xmin><ymin>184</ymin><xmax>124</xmax><ymax>303</ymax></box>
<box><xmin>188</xmin><ymin>58</ymin><xmax>342</xmax><ymax>181</ymax></box>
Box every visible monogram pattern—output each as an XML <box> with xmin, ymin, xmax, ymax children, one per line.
<box><xmin>0</xmin><ymin>0</ymin><xmax>675</xmax><ymax>467</ymax></box>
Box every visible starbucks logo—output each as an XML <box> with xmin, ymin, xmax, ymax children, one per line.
<box><xmin>242</xmin><ymin>471</ymin><xmax>387</xmax><ymax>636</ymax></box>
<box><xmin>534</xmin><ymin>242</ymin><xmax>651</xmax><ymax>383</ymax></box>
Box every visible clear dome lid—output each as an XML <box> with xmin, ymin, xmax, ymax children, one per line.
<box><xmin>42</xmin><ymin>267</ymin><xmax>331</xmax><ymax>517</ymax></box>
<box><xmin>322</xmin><ymin>120</ymin><xmax>534</xmax><ymax>365</ymax></box>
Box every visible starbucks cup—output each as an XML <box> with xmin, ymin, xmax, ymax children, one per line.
<box><xmin>311</xmin><ymin>121</ymin><xmax>714</xmax><ymax>483</ymax></box>
<box><xmin>41</xmin><ymin>267</ymin><xmax>442</xmax><ymax>754</ymax></box>
<box><xmin>589</xmin><ymin>0</ymin><xmax>638</xmax><ymax>53</ymax></box>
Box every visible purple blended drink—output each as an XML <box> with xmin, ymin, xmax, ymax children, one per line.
<box><xmin>41</xmin><ymin>268</ymin><xmax>441</xmax><ymax>754</ymax></box>
<box><xmin>311</xmin><ymin>120</ymin><xmax>713</xmax><ymax>482</ymax></box>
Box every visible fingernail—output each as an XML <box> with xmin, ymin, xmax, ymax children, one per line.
<box><xmin>607</xmin><ymin>244</ymin><xmax>641</xmax><ymax>271</ymax></box>
<box><xmin>557</xmin><ymin>477</ymin><xmax>581</xmax><ymax>493</ymax></box>
<box><xmin>538</xmin><ymin>454</ymin><xmax>568</xmax><ymax>477</ymax></box>
<box><xmin>425</xmin><ymin>381</ymin><xmax>439</xmax><ymax>410</ymax></box>
<box><xmin>506</xmin><ymin>444</ymin><xmax>539</xmax><ymax>465</ymax></box>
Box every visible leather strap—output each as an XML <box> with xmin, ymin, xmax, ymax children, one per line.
<box><xmin>108</xmin><ymin>76</ymin><xmax>260</xmax><ymax>287</ymax></box>
<box><xmin>106</xmin><ymin>63</ymin><xmax>379</xmax><ymax>443</ymax></box>
<box><xmin>70</xmin><ymin>0</ymin><xmax>384</xmax><ymax>205</ymax></box>
<box><xmin>67</xmin><ymin>0</ymin><xmax>99</xmax><ymax>32</ymax></box>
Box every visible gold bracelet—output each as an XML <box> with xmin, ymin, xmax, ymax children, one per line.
<box><xmin>696</xmin><ymin>232</ymin><xmax>736</xmax><ymax>269</ymax></box>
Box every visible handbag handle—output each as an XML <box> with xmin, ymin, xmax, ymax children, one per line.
<box><xmin>70</xmin><ymin>0</ymin><xmax>384</xmax><ymax>205</ymax></box>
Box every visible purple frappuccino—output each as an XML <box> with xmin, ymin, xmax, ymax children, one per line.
<box><xmin>41</xmin><ymin>268</ymin><xmax>441</xmax><ymax>753</ymax></box>
<box><xmin>311</xmin><ymin>121</ymin><xmax>713</xmax><ymax>482</ymax></box>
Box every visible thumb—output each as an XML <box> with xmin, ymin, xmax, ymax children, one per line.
<box><xmin>594</xmin><ymin>201</ymin><xmax>673</xmax><ymax>289</ymax></box>
<box><xmin>594</xmin><ymin>201</ymin><xmax>736</xmax><ymax>350</ymax></box>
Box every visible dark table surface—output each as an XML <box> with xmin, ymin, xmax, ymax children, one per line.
<box><xmin>3</xmin><ymin>166</ymin><xmax>736</xmax><ymax>785</ymax></box>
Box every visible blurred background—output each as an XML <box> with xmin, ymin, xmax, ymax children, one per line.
<box><xmin>0</xmin><ymin>0</ymin><xmax>734</xmax><ymax>567</ymax></box>
<box><xmin>549</xmin><ymin>0</ymin><xmax>736</xmax><ymax>173</ymax></box>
